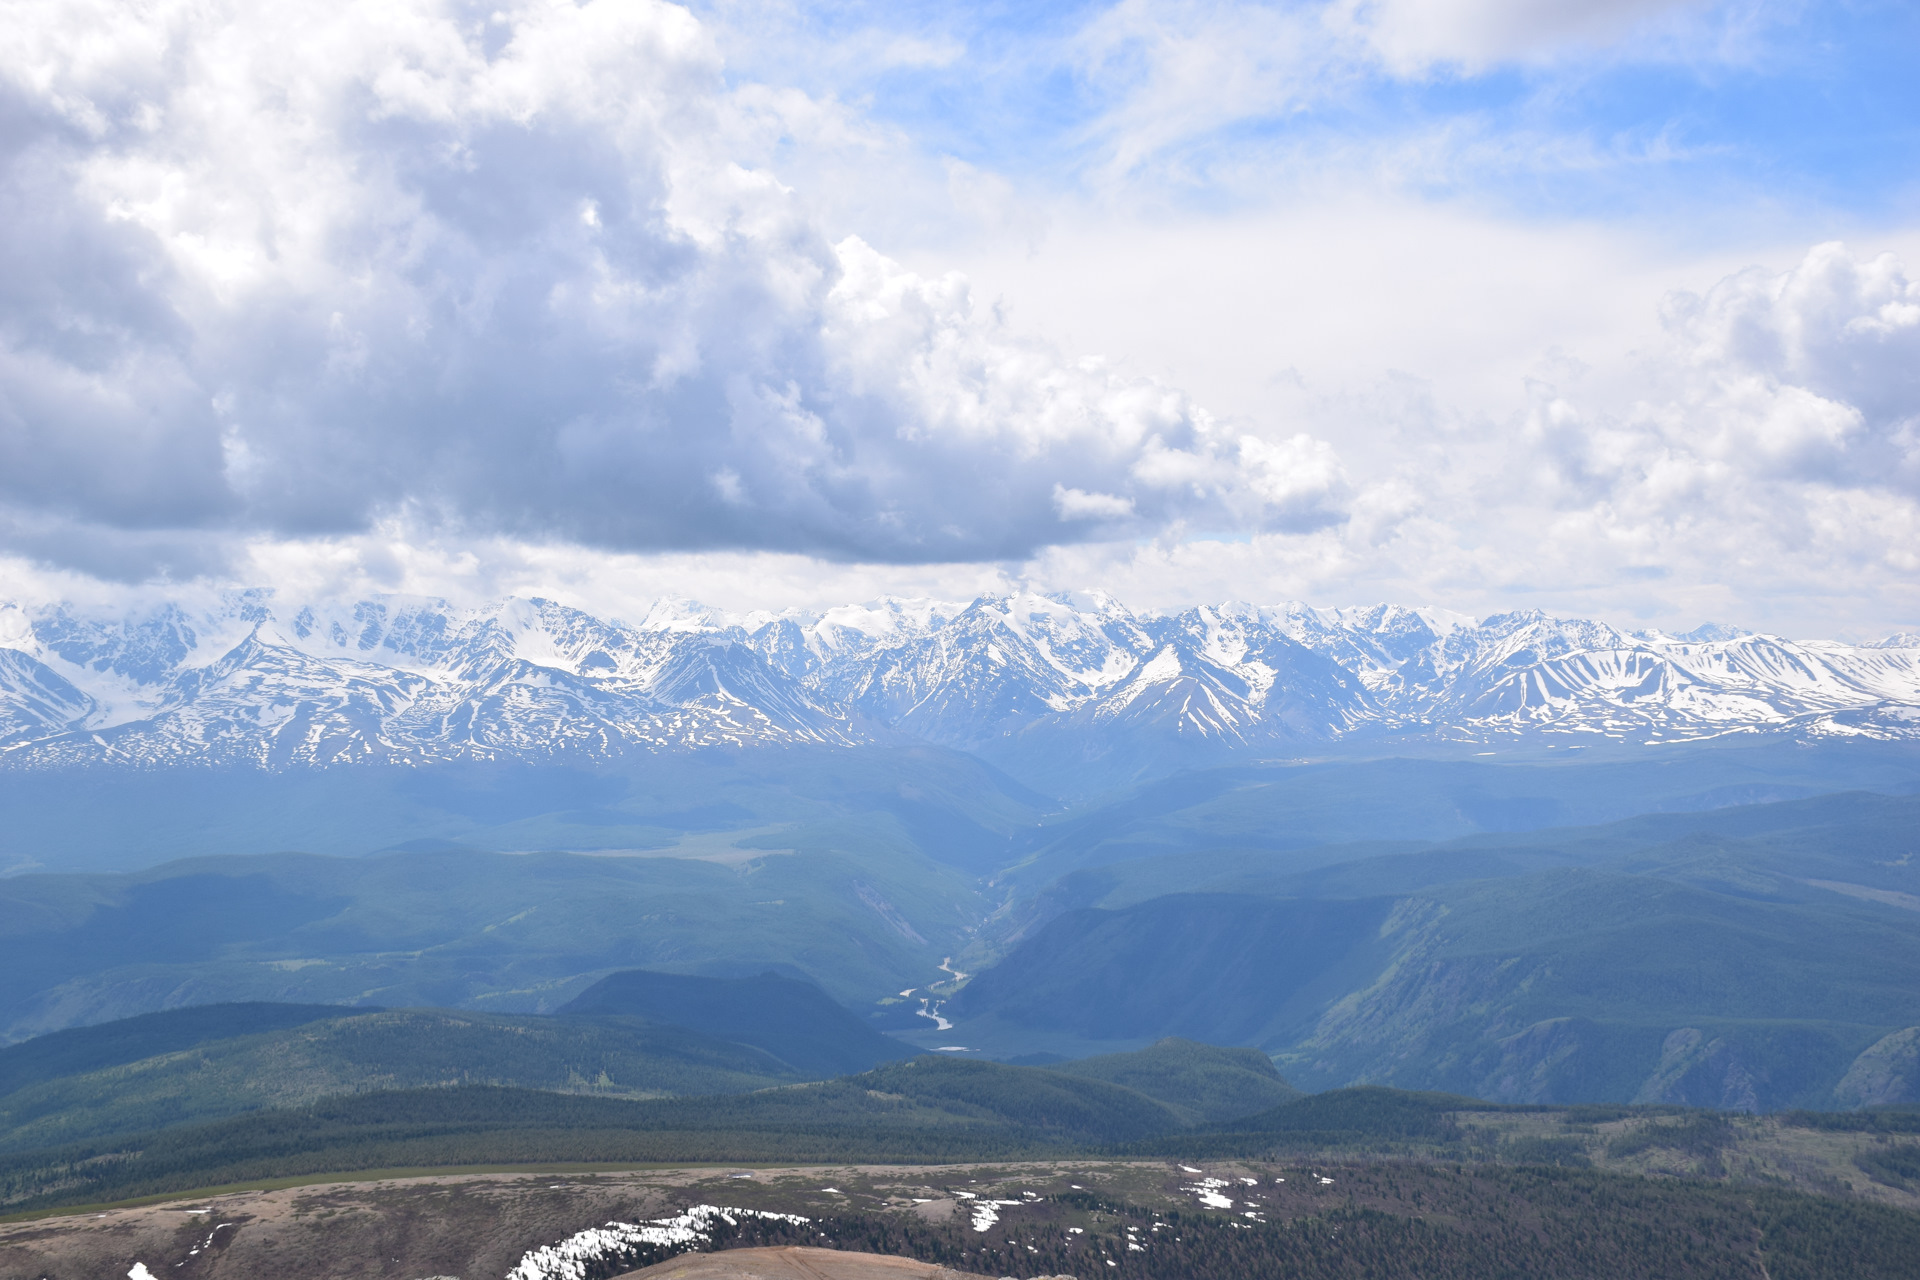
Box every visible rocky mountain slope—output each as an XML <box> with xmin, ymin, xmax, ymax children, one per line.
<box><xmin>1</xmin><ymin>591</ymin><xmax>1915</xmax><ymax>779</ymax></box>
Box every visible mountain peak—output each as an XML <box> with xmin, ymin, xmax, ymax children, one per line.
<box><xmin>1</xmin><ymin>591</ymin><xmax>1915</xmax><ymax>776</ymax></box>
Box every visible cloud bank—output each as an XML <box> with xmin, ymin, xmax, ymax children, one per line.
<box><xmin>1514</xmin><ymin>242</ymin><xmax>1920</xmax><ymax>571</ymax></box>
<box><xmin>0</xmin><ymin>0</ymin><xmax>1348</xmax><ymax>579</ymax></box>
<box><xmin>0</xmin><ymin>0</ymin><xmax>1913</xmax><ymax>639</ymax></box>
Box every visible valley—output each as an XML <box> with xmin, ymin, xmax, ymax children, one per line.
<box><xmin>6</xmin><ymin>783</ymin><xmax>1918</xmax><ymax>1114</ymax></box>
<box><xmin>4</xmin><ymin>592</ymin><xmax>1919</xmax><ymax>1275</ymax></box>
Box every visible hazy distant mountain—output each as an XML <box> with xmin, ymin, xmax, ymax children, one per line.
<box><xmin>1</xmin><ymin>592</ymin><xmax>1916</xmax><ymax>781</ymax></box>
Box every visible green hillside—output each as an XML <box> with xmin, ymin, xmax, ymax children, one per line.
<box><xmin>0</xmin><ymin>1002</ymin><xmax>359</xmax><ymax>1097</ymax></box>
<box><xmin>950</xmin><ymin>878</ymin><xmax>1920</xmax><ymax>1107</ymax></box>
<box><xmin>559</xmin><ymin>969</ymin><xmax>909</xmax><ymax>1077</ymax></box>
<box><xmin>0</xmin><ymin>1005</ymin><xmax>1297</xmax><ymax>1166</ymax></box>
<box><xmin>0</xmin><ymin>1008</ymin><xmax>807</xmax><ymax>1153</ymax></box>
<box><xmin>0</xmin><ymin>1055</ymin><xmax>1200</xmax><ymax>1210</ymax></box>
<box><xmin>7</xmin><ymin>767</ymin><xmax>1919</xmax><ymax>1114</ymax></box>
<box><xmin>1008</xmin><ymin>788</ymin><xmax>1920</xmax><ymax>916</ymax></box>
<box><xmin>948</xmin><ymin>894</ymin><xmax>1395</xmax><ymax>1046</ymax></box>
<box><xmin>1048</xmin><ymin>1037</ymin><xmax>1300</xmax><ymax>1122</ymax></box>
<box><xmin>6</xmin><ymin>1064</ymin><xmax>1918</xmax><ymax>1220</ymax></box>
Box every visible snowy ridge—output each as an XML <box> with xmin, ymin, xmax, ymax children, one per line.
<box><xmin>0</xmin><ymin>591</ymin><xmax>1915</xmax><ymax>770</ymax></box>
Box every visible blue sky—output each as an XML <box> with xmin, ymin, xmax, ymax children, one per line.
<box><xmin>0</xmin><ymin>0</ymin><xmax>1915</xmax><ymax>636</ymax></box>
<box><xmin>699</xmin><ymin>0</ymin><xmax>1920</xmax><ymax>232</ymax></box>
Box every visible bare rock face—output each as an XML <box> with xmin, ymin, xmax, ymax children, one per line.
<box><xmin>1634</xmin><ymin>1028</ymin><xmax>1767</xmax><ymax>1112</ymax></box>
<box><xmin>1834</xmin><ymin>1026</ymin><xmax>1920</xmax><ymax>1108</ymax></box>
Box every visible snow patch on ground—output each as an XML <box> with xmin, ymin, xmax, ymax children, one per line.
<box><xmin>506</xmin><ymin>1204</ymin><xmax>808</xmax><ymax>1280</ymax></box>
<box><xmin>1182</xmin><ymin>1177</ymin><xmax>1234</xmax><ymax>1210</ymax></box>
<box><xmin>954</xmin><ymin>1192</ymin><xmax>1022</xmax><ymax>1232</ymax></box>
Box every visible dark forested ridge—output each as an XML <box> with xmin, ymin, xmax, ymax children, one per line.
<box><xmin>558</xmin><ymin>968</ymin><xmax>911</xmax><ymax>1077</ymax></box>
<box><xmin>1047</xmin><ymin>1037</ymin><xmax>1301</xmax><ymax>1123</ymax></box>
<box><xmin>0</xmin><ymin>1003</ymin><xmax>364</xmax><ymax>1098</ymax></box>
<box><xmin>4</xmin><ymin>1000</ymin><xmax>1920</xmax><ymax>1220</ymax></box>
<box><xmin>0</xmin><ymin>1058</ymin><xmax>1194</xmax><ymax>1211</ymax></box>
<box><xmin>0</xmin><ymin>1008</ymin><xmax>1262</xmax><ymax>1181</ymax></box>
<box><xmin>0</xmin><ymin>1008</ymin><xmax>822</xmax><ymax>1156</ymax></box>
<box><xmin>0</xmin><ymin>974</ymin><xmax>936</xmax><ymax>1161</ymax></box>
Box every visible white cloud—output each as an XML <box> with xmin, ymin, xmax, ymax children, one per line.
<box><xmin>1234</xmin><ymin>433</ymin><xmax>1351</xmax><ymax>530</ymax></box>
<box><xmin>1052</xmin><ymin>484</ymin><xmax>1135</xmax><ymax>521</ymax></box>
<box><xmin>1511</xmin><ymin>241</ymin><xmax>1920</xmax><ymax>522</ymax></box>
<box><xmin>1659</xmin><ymin>242</ymin><xmax>1920</xmax><ymax>489</ymax></box>
<box><xmin>0</xmin><ymin>0</ymin><xmax>1349</xmax><ymax>576</ymax></box>
<box><xmin>1454</xmin><ymin>240</ymin><xmax>1920</xmax><ymax>627</ymax></box>
<box><xmin>944</xmin><ymin>230</ymin><xmax>1920</xmax><ymax>637</ymax></box>
<box><xmin>0</xmin><ymin>0</ymin><xmax>1913</xmax><ymax>643</ymax></box>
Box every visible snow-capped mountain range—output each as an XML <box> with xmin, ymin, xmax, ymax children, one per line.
<box><xmin>0</xmin><ymin>591</ymin><xmax>1916</xmax><ymax>774</ymax></box>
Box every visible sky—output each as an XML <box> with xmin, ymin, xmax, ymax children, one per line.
<box><xmin>0</xmin><ymin>0</ymin><xmax>1916</xmax><ymax>637</ymax></box>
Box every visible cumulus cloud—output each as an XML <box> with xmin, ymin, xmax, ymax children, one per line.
<box><xmin>1525</xmin><ymin>242</ymin><xmax>1920</xmax><ymax>510</ymax></box>
<box><xmin>995</xmin><ymin>238</ymin><xmax>1920</xmax><ymax>636</ymax></box>
<box><xmin>0</xmin><ymin>0</ymin><xmax>1343</xmax><ymax>576</ymax></box>
<box><xmin>1661</xmin><ymin>242</ymin><xmax>1920</xmax><ymax>486</ymax></box>
<box><xmin>1443</xmin><ymin>240</ymin><xmax>1920</xmax><ymax>621</ymax></box>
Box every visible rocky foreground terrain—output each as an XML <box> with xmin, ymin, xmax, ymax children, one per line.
<box><xmin>5</xmin><ymin>1132</ymin><xmax>1920</xmax><ymax>1280</ymax></box>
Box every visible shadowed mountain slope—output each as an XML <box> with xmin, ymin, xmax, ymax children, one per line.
<box><xmin>945</xmin><ymin>794</ymin><xmax>1920</xmax><ymax>1110</ymax></box>
<box><xmin>0</xmin><ymin>1002</ymin><xmax>359</xmax><ymax>1098</ymax></box>
<box><xmin>559</xmin><ymin>969</ymin><xmax>913</xmax><ymax>1078</ymax></box>
<box><xmin>947</xmin><ymin>895</ymin><xmax>1396</xmax><ymax>1047</ymax></box>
